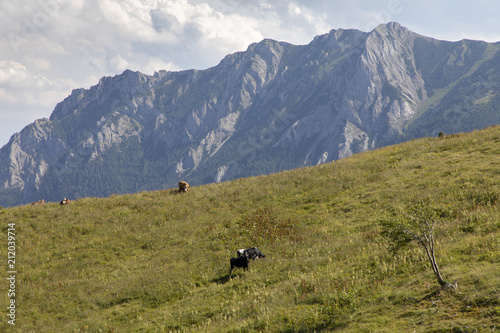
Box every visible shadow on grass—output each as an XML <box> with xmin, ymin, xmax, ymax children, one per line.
<box><xmin>161</xmin><ymin>188</ymin><xmax>181</xmax><ymax>195</ymax></box>
<box><xmin>211</xmin><ymin>274</ymin><xmax>232</xmax><ymax>284</ymax></box>
<box><xmin>211</xmin><ymin>272</ymin><xmax>247</xmax><ymax>284</ymax></box>
<box><xmin>422</xmin><ymin>287</ymin><xmax>442</xmax><ymax>301</ymax></box>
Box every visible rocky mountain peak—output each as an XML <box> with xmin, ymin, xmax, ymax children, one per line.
<box><xmin>1</xmin><ymin>23</ymin><xmax>499</xmax><ymax>207</ymax></box>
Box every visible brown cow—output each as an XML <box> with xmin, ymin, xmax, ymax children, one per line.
<box><xmin>60</xmin><ymin>198</ymin><xmax>70</xmax><ymax>205</ymax></box>
<box><xmin>178</xmin><ymin>181</ymin><xmax>190</xmax><ymax>193</ymax></box>
<box><xmin>31</xmin><ymin>199</ymin><xmax>45</xmax><ymax>206</ymax></box>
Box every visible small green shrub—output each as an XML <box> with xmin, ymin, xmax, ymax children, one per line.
<box><xmin>239</xmin><ymin>206</ymin><xmax>300</xmax><ymax>245</ymax></box>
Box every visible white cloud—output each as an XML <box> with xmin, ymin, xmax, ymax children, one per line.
<box><xmin>144</xmin><ymin>58</ymin><xmax>181</xmax><ymax>73</ymax></box>
<box><xmin>1</xmin><ymin>0</ymin><xmax>500</xmax><ymax>147</ymax></box>
<box><xmin>110</xmin><ymin>55</ymin><xmax>130</xmax><ymax>73</ymax></box>
<box><xmin>0</xmin><ymin>61</ymin><xmax>75</xmax><ymax>107</ymax></box>
<box><xmin>288</xmin><ymin>3</ymin><xmax>302</xmax><ymax>16</ymax></box>
<box><xmin>0</xmin><ymin>60</ymin><xmax>75</xmax><ymax>145</ymax></box>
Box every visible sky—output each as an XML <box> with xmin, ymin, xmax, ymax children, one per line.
<box><xmin>1</xmin><ymin>0</ymin><xmax>500</xmax><ymax>147</ymax></box>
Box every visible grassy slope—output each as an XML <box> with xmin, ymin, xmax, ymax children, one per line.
<box><xmin>2</xmin><ymin>126</ymin><xmax>500</xmax><ymax>332</ymax></box>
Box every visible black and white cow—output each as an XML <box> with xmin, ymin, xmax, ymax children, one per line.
<box><xmin>230</xmin><ymin>254</ymin><xmax>249</xmax><ymax>274</ymax></box>
<box><xmin>236</xmin><ymin>247</ymin><xmax>266</xmax><ymax>260</ymax></box>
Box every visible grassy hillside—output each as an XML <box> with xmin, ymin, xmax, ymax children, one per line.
<box><xmin>2</xmin><ymin>126</ymin><xmax>500</xmax><ymax>332</ymax></box>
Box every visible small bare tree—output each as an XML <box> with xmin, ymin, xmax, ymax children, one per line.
<box><xmin>380</xmin><ymin>200</ymin><xmax>456</xmax><ymax>289</ymax></box>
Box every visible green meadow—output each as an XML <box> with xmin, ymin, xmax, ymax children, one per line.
<box><xmin>1</xmin><ymin>126</ymin><xmax>500</xmax><ymax>332</ymax></box>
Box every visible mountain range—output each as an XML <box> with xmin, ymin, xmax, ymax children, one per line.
<box><xmin>1</xmin><ymin>22</ymin><xmax>499</xmax><ymax>206</ymax></box>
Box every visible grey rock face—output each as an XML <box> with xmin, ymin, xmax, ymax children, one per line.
<box><xmin>1</xmin><ymin>22</ymin><xmax>499</xmax><ymax>206</ymax></box>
